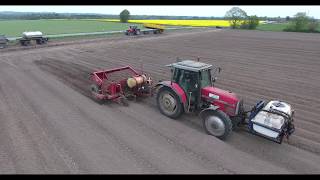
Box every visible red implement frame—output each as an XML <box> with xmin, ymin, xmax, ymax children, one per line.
<box><xmin>89</xmin><ymin>66</ymin><xmax>140</xmax><ymax>102</ymax></box>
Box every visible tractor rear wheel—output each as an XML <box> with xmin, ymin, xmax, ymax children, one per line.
<box><xmin>90</xmin><ymin>84</ymin><xmax>103</xmax><ymax>104</ymax></box>
<box><xmin>157</xmin><ymin>87</ymin><xmax>183</xmax><ymax>119</ymax></box>
<box><xmin>202</xmin><ymin>110</ymin><xmax>232</xmax><ymax>140</ymax></box>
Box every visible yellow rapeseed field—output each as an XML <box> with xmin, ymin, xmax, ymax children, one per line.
<box><xmin>99</xmin><ymin>19</ymin><xmax>232</xmax><ymax>27</ymax></box>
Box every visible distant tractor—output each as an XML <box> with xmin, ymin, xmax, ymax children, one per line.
<box><xmin>0</xmin><ymin>35</ymin><xmax>9</xmax><ymax>49</ymax></box>
<box><xmin>125</xmin><ymin>26</ymin><xmax>141</xmax><ymax>36</ymax></box>
<box><xmin>18</xmin><ymin>31</ymin><xmax>49</xmax><ymax>46</ymax></box>
<box><xmin>125</xmin><ymin>24</ymin><xmax>165</xmax><ymax>36</ymax></box>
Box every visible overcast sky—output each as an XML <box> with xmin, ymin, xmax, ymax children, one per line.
<box><xmin>0</xmin><ymin>6</ymin><xmax>320</xmax><ymax>18</ymax></box>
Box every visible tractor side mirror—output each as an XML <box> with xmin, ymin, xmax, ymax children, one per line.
<box><xmin>211</xmin><ymin>67</ymin><xmax>221</xmax><ymax>80</ymax></box>
<box><xmin>212</xmin><ymin>77</ymin><xmax>217</xmax><ymax>83</ymax></box>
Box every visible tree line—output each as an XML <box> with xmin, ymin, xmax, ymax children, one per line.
<box><xmin>284</xmin><ymin>12</ymin><xmax>319</xmax><ymax>32</ymax></box>
<box><xmin>224</xmin><ymin>7</ymin><xmax>319</xmax><ymax>32</ymax></box>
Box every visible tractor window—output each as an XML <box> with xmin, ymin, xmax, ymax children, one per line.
<box><xmin>172</xmin><ymin>68</ymin><xmax>182</xmax><ymax>83</ymax></box>
<box><xmin>200</xmin><ymin>70</ymin><xmax>211</xmax><ymax>87</ymax></box>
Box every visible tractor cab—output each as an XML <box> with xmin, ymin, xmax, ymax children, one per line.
<box><xmin>129</xmin><ymin>25</ymin><xmax>138</xmax><ymax>30</ymax></box>
<box><xmin>167</xmin><ymin>60</ymin><xmax>220</xmax><ymax>110</ymax></box>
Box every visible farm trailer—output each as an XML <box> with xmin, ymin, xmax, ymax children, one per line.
<box><xmin>89</xmin><ymin>65</ymin><xmax>153</xmax><ymax>105</ymax></box>
<box><xmin>17</xmin><ymin>31</ymin><xmax>49</xmax><ymax>46</ymax></box>
<box><xmin>142</xmin><ymin>23</ymin><xmax>165</xmax><ymax>34</ymax></box>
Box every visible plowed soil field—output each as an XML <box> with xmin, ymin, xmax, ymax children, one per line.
<box><xmin>1</xmin><ymin>28</ymin><xmax>320</xmax><ymax>173</ymax></box>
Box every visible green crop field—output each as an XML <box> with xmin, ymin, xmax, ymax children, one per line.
<box><xmin>0</xmin><ymin>19</ymin><xmax>143</xmax><ymax>37</ymax></box>
<box><xmin>256</xmin><ymin>23</ymin><xmax>289</xmax><ymax>32</ymax></box>
<box><xmin>257</xmin><ymin>23</ymin><xmax>320</xmax><ymax>32</ymax></box>
<box><xmin>2</xmin><ymin>19</ymin><xmax>318</xmax><ymax>39</ymax></box>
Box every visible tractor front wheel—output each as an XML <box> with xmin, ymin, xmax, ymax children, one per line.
<box><xmin>202</xmin><ymin>110</ymin><xmax>232</xmax><ymax>140</ymax></box>
<box><xmin>157</xmin><ymin>87</ymin><xmax>183</xmax><ymax>119</ymax></box>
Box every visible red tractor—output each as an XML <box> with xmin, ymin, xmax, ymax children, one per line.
<box><xmin>154</xmin><ymin>60</ymin><xmax>295</xmax><ymax>142</ymax></box>
<box><xmin>155</xmin><ymin>60</ymin><xmax>243</xmax><ymax>139</ymax></box>
<box><xmin>125</xmin><ymin>26</ymin><xmax>141</xmax><ymax>36</ymax></box>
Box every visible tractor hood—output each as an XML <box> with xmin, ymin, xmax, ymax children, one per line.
<box><xmin>201</xmin><ymin>86</ymin><xmax>239</xmax><ymax>103</ymax></box>
<box><xmin>201</xmin><ymin>86</ymin><xmax>241</xmax><ymax>116</ymax></box>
